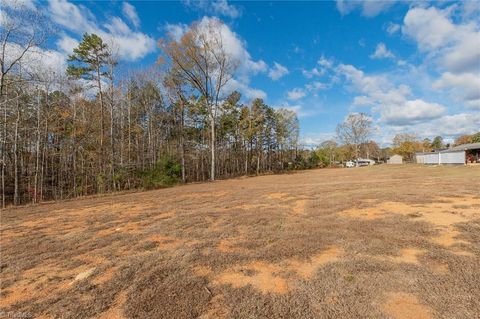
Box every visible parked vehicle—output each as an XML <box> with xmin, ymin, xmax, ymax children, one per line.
<box><xmin>345</xmin><ymin>161</ymin><xmax>355</xmax><ymax>168</ymax></box>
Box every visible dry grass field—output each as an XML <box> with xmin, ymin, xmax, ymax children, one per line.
<box><xmin>1</xmin><ymin>165</ymin><xmax>479</xmax><ymax>319</ymax></box>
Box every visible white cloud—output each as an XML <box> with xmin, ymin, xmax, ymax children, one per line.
<box><xmin>223</xmin><ymin>78</ymin><xmax>266</xmax><ymax>100</ymax></box>
<box><xmin>402</xmin><ymin>5</ymin><xmax>480</xmax><ymax>108</ymax></box>
<box><xmin>274</xmin><ymin>102</ymin><xmax>312</xmax><ymax>118</ymax></box>
<box><xmin>338</xmin><ymin>64</ymin><xmax>389</xmax><ymax>97</ymax></box>
<box><xmin>287</xmin><ymin>88</ymin><xmax>306</xmax><ymax>101</ymax></box>
<box><xmin>48</xmin><ymin>0</ymin><xmax>96</xmax><ymax>32</ymax></box>
<box><xmin>211</xmin><ymin>0</ymin><xmax>241</xmax><ymax>18</ymax></box>
<box><xmin>302</xmin><ymin>56</ymin><xmax>333</xmax><ymax>79</ymax></box>
<box><xmin>318</xmin><ymin>56</ymin><xmax>334</xmax><ymax>68</ymax></box>
<box><xmin>386</xmin><ymin>22</ymin><xmax>400</xmax><ymax>35</ymax></box>
<box><xmin>465</xmin><ymin>100</ymin><xmax>480</xmax><ymax>109</ymax></box>
<box><xmin>56</xmin><ymin>33</ymin><xmax>78</xmax><ymax>54</ymax></box>
<box><xmin>370</xmin><ymin>42</ymin><xmax>395</xmax><ymax>59</ymax></box>
<box><xmin>337</xmin><ymin>64</ymin><xmax>445</xmax><ymax>125</ymax></box>
<box><xmin>433</xmin><ymin>72</ymin><xmax>480</xmax><ymax>108</ymax></box>
<box><xmin>268</xmin><ymin>62</ymin><xmax>289</xmax><ymax>80</ymax></box>
<box><xmin>2</xmin><ymin>0</ymin><xmax>36</xmax><ymax>10</ymax></box>
<box><xmin>4</xmin><ymin>42</ymin><xmax>67</xmax><ymax>75</ymax></box>
<box><xmin>164</xmin><ymin>23</ymin><xmax>188</xmax><ymax>42</ymax></box>
<box><xmin>302</xmin><ymin>67</ymin><xmax>324</xmax><ymax>78</ymax></box>
<box><xmin>336</xmin><ymin>0</ymin><xmax>396</xmax><ymax>17</ymax></box>
<box><xmin>430</xmin><ymin>113</ymin><xmax>480</xmax><ymax>137</ymax></box>
<box><xmin>402</xmin><ymin>6</ymin><xmax>457</xmax><ymax>51</ymax></box>
<box><xmin>0</xmin><ymin>10</ymin><xmax>10</xmax><ymax>26</ymax></box>
<box><xmin>104</xmin><ymin>17</ymin><xmax>131</xmax><ymax>35</ymax></box>
<box><xmin>122</xmin><ymin>2</ymin><xmax>140</xmax><ymax>28</ymax></box>
<box><xmin>440</xmin><ymin>31</ymin><xmax>480</xmax><ymax>74</ymax></box>
<box><xmin>305</xmin><ymin>81</ymin><xmax>327</xmax><ymax>91</ymax></box>
<box><xmin>182</xmin><ymin>0</ymin><xmax>241</xmax><ymax>18</ymax></box>
<box><xmin>380</xmin><ymin>99</ymin><xmax>445</xmax><ymax>125</ymax></box>
<box><xmin>301</xmin><ymin>132</ymin><xmax>337</xmax><ymax>147</ymax></box>
<box><xmin>48</xmin><ymin>0</ymin><xmax>155</xmax><ymax>61</ymax></box>
<box><xmin>461</xmin><ymin>1</ymin><xmax>480</xmax><ymax>21</ymax></box>
<box><xmin>392</xmin><ymin>112</ymin><xmax>480</xmax><ymax>139</ymax></box>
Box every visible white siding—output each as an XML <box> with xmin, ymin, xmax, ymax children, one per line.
<box><xmin>422</xmin><ymin>151</ymin><xmax>465</xmax><ymax>164</ymax></box>
<box><xmin>387</xmin><ymin>155</ymin><xmax>403</xmax><ymax>164</ymax></box>
<box><xmin>440</xmin><ymin>151</ymin><xmax>465</xmax><ymax>164</ymax></box>
<box><xmin>424</xmin><ymin>153</ymin><xmax>439</xmax><ymax>164</ymax></box>
<box><xmin>415</xmin><ymin>154</ymin><xmax>425</xmax><ymax>163</ymax></box>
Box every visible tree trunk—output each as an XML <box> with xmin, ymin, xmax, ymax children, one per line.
<box><xmin>96</xmin><ymin>66</ymin><xmax>105</xmax><ymax>179</ymax></box>
<box><xmin>210</xmin><ymin>115</ymin><xmax>215</xmax><ymax>181</ymax></box>
<box><xmin>1</xmin><ymin>85</ymin><xmax>7</xmax><ymax>208</ymax></box>
<box><xmin>13</xmin><ymin>93</ymin><xmax>20</xmax><ymax>205</ymax></box>
<box><xmin>110</xmin><ymin>86</ymin><xmax>115</xmax><ymax>191</ymax></box>
<box><xmin>33</xmin><ymin>88</ymin><xmax>41</xmax><ymax>204</ymax></box>
<box><xmin>72</xmin><ymin>96</ymin><xmax>77</xmax><ymax>197</ymax></box>
<box><xmin>180</xmin><ymin>100</ymin><xmax>186</xmax><ymax>183</ymax></box>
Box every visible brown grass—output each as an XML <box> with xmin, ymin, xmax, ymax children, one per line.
<box><xmin>1</xmin><ymin>165</ymin><xmax>479</xmax><ymax>318</ymax></box>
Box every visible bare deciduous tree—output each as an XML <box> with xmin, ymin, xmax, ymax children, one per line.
<box><xmin>0</xmin><ymin>2</ymin><xmax>47</xmax><ymax>95</ymax></box>
<box><xmin>336</xmin><ymin>113</ymin><xmax>372</xmax><ymax>160</ymax></box>
<box><xmin>0</xmin><ymin>1</ymin><xmax>47</xmax><ymax>208</ymax></box>
<box><xmin>159</xmin><ymin>18</ymin><xmax>239</xmax><ymax>180</ymax></box>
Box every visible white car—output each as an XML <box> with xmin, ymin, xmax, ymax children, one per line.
<box><xmin>345</xmin><ymin>161</ymin><xmax>355</xmax><ymax>168</ymax></box>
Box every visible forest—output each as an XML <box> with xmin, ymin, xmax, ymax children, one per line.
<box><xmin>1</xmin><ymin>10</ymin><xmax>302</xmax><ymax>207</ymax></box>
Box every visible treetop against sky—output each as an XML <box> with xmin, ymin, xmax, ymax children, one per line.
<box><xmin>3</xmin><ymin>0</ymin><xmax>480</xmax><ymax>145</ymax></box>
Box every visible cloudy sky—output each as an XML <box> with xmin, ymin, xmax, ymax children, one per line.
<box><xmin>5</xmin><ymin>0</ymin><xmax>480</xmax><ymax>145</ymax></box>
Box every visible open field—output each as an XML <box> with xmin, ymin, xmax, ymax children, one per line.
<box><xmin>1</xmin><ymin>165</ymin><xmax>479</xmax><ymax>318</ymax></box>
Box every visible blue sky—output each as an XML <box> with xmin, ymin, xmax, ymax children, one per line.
<box><xmin>6</xmin><ymin>0</ymin><xmax>480</xmax><ymax>145</ymax></box>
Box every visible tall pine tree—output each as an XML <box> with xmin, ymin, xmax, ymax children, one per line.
<box><xmin>67</xmin><ymin>33</ymin><xmax>113</xmax><ymax>177</ymax></box>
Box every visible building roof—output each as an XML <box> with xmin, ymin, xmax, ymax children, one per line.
<box><xmin>440</xmin><ymin>142</ymin><xmax>480</xmax><ymax>153</ymax></box>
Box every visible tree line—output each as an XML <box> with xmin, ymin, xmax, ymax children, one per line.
<box><xmin>311</xmin><ymin>113</ymin><xmax>480</xmax><ymax>167</ymax></box>
<box><xmin>1</xmin><ymin>11</ymin><xmax>300</xmax><ymax>207</ymax></box>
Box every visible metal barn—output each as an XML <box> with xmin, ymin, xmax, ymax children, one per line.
<box><xmin>440</xmin><ymin>150</ymin><xmax>466</xmax><ymax>164</ymax></box>
<box><xmin>415</xmin><ymin>143</ymin><xmax>480</xmax><ymax>165</ymax></box>
<box><xmin>424</xmin><ymin>153</ymin><xmax>439</xmax><ymax>164</ymax></box>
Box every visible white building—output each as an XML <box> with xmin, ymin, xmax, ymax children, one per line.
<box><xmin>387</xmin><ymin>154</ymin><xmax>403</xmax><ymax>164</ymax></box>
<box><xmin>415</xmin><ymin>143</ymin><xmax>480</xmax><ymax>165</ymax></box>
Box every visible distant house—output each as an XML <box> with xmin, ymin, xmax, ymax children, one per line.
<box><xmin>387</xmin><ymin>154</ymin><xmax>403</xmax><ymax>164</ymax></box>
<box><xmin>415</xmin><ymin>143</ymin><xmax>480</xmax><ymax>165</ymax></box>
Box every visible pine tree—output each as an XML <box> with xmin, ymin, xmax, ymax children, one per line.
<box><xmin>67</xmin><ymin>33</ymin><xmax>113</xmax><ymax>176</ymax></box>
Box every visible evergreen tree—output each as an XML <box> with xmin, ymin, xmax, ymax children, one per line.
<box><xmin>67</xmin><ymin>33</ymin><xmax>114</xmax><ymax>173</ymax></box>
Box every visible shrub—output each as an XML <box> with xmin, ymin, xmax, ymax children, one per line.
<box><xmin>139</xmin><ymin>156</ymin><xmax>181</xmax><ymax>190</ymax></box>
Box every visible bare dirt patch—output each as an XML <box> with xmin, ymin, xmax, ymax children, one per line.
<box><xmin>289</xmin><ymin>246</ymin><xmax>343</xmax><ymax>279</ymax></box>
<box><xmin>216</xmin><ymin>261</ymin><xmax>289</xmax><ymax>294</ymax></box>
<box><xmin>216</xmin><ymin>246</ymin><xmax>343</xmax><ymax>294</ymax></box>
<box><xmin>292</xmin><ymin>199</ymin><xmax>307</xmax><ymax>215</ymax></box>
<box><xmin>383</xmin><ymin>292</ymin><xmax>433</xmax><ymax>319</ymax></box>
<box><xmin>390</xmin><ymin>248</ymin><xmax>425</xmax><ymax>265</ymax></box>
